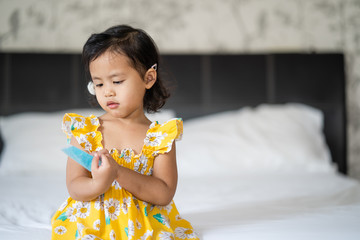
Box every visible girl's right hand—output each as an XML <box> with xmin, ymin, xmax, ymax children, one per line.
<box><xmin>91</xmin><ymin>149</ymin><xmax>120</xmax><ymax>194</ymax></box>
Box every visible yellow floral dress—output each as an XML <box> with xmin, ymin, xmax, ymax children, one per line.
<box><xmin>51</xmin><ymin>113</ymin><xmax>199</xmax><ymax>240</ymax></box>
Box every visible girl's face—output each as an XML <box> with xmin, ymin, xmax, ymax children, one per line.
<box><xmin>89</xmin><ymin>51</ymin><xmax>155</xmax><ymax>119</ymax></box>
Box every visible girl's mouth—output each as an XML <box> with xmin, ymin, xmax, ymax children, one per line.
<box><xmin>107</xmin><ymin>101</ymin><xmax>119</xmax><ymax>109</ymax></box>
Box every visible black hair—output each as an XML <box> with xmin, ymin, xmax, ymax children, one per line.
<box><xmin>82</xmin><ymin>24</ymin><xmax>170</xmax><ymax>113</ymax></box>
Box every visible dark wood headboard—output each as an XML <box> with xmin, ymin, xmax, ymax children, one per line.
<box><xmin>0</xmin><ymin>53</ymin><xmax>347</xmax><ymax>174</ymax></box>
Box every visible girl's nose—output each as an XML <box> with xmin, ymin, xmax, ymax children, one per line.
<box><xmin>105</xmin><ymin>88</ymin><xmax>115</xmax><ymax>97</ymax></box>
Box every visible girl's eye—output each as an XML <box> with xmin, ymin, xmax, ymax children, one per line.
<box><xmin>114</xmin><ymin>80</ymin><xmax>124</xmax><ymax>84</ymax></box>
<box><xmin>95</xmin><ymin>83</ymin><xmax>103</xmax><ymax>87</ymax></box>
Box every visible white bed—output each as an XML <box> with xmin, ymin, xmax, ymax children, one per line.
<box><xmin>1</xmin><ymin>104</ymin><xmax>360</xmax><ymax>239</ymax></box>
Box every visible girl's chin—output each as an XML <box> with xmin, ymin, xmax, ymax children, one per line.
<box><xmin>107</xmin><ymin>110</ymin><xmax>123</xmax><ymax>118</ymax></box>
<box><xmin>105</xmin><ymin>110</ymin><xmax>129</xmax><ymax>119</ymax></box>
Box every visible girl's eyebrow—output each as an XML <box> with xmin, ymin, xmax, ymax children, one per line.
<box><xmin>92</xmin><ymin>76</ymin><xmax>102</xmax><ymax>81</ymax></box>
<box><xmin>92</xmin><ymin>72</ymin><xmax>126</xmax><ymax>80</ymax></box>
<box><xmin>109</xmin><ymin>72</ymin><xmax>126</xmax><ymax>78</ymax></box>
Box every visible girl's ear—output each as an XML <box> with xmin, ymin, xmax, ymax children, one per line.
<box><xmin>144</xmin><ymin>68</ymin><xmax>157</xmax><ymax>89</ymax></box>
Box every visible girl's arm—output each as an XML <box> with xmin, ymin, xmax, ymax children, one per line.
<box><xmin>66</xmin><ymin>137</ymin><xmax>118</xmax><ymax>201</ymax></box>
<box><xmin>97</xmin><ymin>142</ymin><xmax>178</xmax><ymax>206</ymax></box>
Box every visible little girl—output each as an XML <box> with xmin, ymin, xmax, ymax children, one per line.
<box><xmin>51</xmin><ymin>25</ymin><xmax>199</xmax><ymax>240</ymax></box>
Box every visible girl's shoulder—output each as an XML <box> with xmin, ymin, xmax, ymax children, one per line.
<box><xmin>148</xmin><ymin>118</ymin><xmax>183</xmax><ymax>136</ymax></box>
<box><xmin>62</xmin><ymin>113</ymin><xmax>100</xmax><ymax>132</ymax></box>
<box><xmin>144</xmin><ymin>118</ymin><xmax>183</xmax><ymax>155</ymax></box>
<box><xmin>61</xmin><ymin>113</ymin><xmax>102</xmax><ymax>152</ymax></box>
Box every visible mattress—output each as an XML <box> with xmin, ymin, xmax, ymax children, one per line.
<box><xmin>1</xmin><ymin>172</ymin><xmax>360</xmax><ymax>239</ymax></box>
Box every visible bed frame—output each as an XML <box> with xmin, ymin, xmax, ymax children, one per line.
<box><xmin>0</xmin><ymin>53</ymin><xmax>347</xmax><ymax>174</ymax></box>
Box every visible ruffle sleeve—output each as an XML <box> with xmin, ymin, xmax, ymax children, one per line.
<box><xmin>62</xmin><ymin>113</ymin><xmax>102</xmax><ymax>152</ymax></box>
<box><xmin>143</xmin><ymin>118</ymin><xmax>183</xmax><ymax>156</ymax></box>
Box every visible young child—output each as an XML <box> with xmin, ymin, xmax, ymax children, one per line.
<box><xmin>51</xmin><ymin>25</ymin><xmax>199</xmax><ymax>240</ymax></box>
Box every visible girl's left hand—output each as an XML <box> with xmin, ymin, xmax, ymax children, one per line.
<box><xmin>91</xmin><ymin>149</ymin><xmax>120</xmax><ymax>194</ymax></box>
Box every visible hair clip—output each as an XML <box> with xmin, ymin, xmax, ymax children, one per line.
<box><xmin>151</xmin><ymin>63</ymin><xmax>157</xmax><ymax>71</ymax></box>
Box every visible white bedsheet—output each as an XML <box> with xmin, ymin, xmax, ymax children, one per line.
<box><xmin>1</xmin><ymin>172</ymin><xmax>360</xmax><ymax>239</ymax></box>
<box><xmin>176</xmin><ymin>172</ymin><xmax>360</xmax><ymax>239</ymax></box>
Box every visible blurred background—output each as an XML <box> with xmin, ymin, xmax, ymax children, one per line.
<box><xmin>0</xmin><ymin>0</ymin><xmax>359</xmax><ymax>179</ymax></box>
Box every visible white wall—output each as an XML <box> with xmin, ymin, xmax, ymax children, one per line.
<box><xmin>1</xmin><ymin>0</ymin><xmax>360</xmax><ymax>179</ymax></box>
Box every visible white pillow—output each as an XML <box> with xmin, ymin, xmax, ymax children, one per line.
<box><xmin>0</xmin><ymin>108</ymin><xmax>175</xmax><ymax>175</ymax></box>
<box><xmin>177</xmin><ymin>103</ymin><xmax>334</xmax><ymax>176</ymax></box>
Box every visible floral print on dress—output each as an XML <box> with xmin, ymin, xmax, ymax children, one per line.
<box><xmin>112</xmin><ymin>180</ymin><xmax>122</xmax><ymax>190</ymax></box>
<box><xmin>175</xmin><ymin>227</ymin><xmax>199</xmax><ymax>239</ymax></box>
<box><xmin>95</xmin><ymin>194</ymin><xmax>104</xmax><ymax>210</ymax></box>
<box><xmin>110</xmin><ymin>230</ymin><xmax>116</xmax><ymax>240</ymax></box>
<box><xmin>121</xmin><ymin>148</ymin><xmax>133</xmax><ymax>163</ymax></box>
<box><xmin>153</xmin><ymin>213</ymin><xmax>171</xmax><ymax>228</ymax></box>
<box><xmin>58</xmin><ymin>199</ymin><xmax>69</xmax><ymax>211</ymax></box>
<box><xmin>134</xmin><ymin>154</ymin><xmax>149</xmax><ymax>174</ymax></box>
<box><xmin>62</xmin><ymin>113</ymin><xmax>102</xmax><ymax>151</ymax></box>
<box><xmin>127</xmin><ymin>219</ymin><xmax>135</xmax><ymax>240</ymax></box>
<box><xmin>135</xmin><ymin>219</ymin><xmax>142</xmax><ymax>229</ymax></box>
<box><xmin>121</xmin><ymin>197</ymin><xmax>131</xmax><ymax>214</ymax></box>
<box><xmin>104</xmin><ymin>198</ymin><xmax>121</xmax><ymax>221</ymax></box>
<box><xmin>54</xmin><ymin>226</ymin><xmax>67</xmax><ymax>235</ymax></box>
<box><xmin>91</xmin><ymin>117</ymin><xmax>99</xmax><ymax>126</ymax></box>
<box><xmin>93</xmin><ymin>219</ymin><xmax>101</xmax><ymax>231</ymax></box>
<box><xmin>75</xmin><ymin>201</ymin><xmax>91</xmax><ymax>219</ymax></box>
<box><xmin>72</xmin><ymin>117</ymin><xmax>86</xmax><ymax>130</ymax></box>
<box><xmin>141</xmin><ymin>230</ymin><xmax>154</xmax><ymax>239</ymax></box>
<box><xmin>159</xmin><ymin>231</ymin><xmax>174</xmax><ymax>240</ymax></box>
<box><xmin>81</xmin><ymin>234</ymin><xmax>97</xmax><ymax>240</ymax></box>
<box><xmin>66</xmin><ymin>205</ymin><xmax>78</xmax><ymax>222</ymax></box>
<box><xmin>52</xmin><ymin>114</ymin><xmax>198</xmax><ymax>239</ymax></box>
<box><xmin>144</xmin><ymin>132</ymin><xmax>168</xmax><ymax>147</ymax></box>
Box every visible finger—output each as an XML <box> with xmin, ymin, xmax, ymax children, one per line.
<box><xmin>100</xmin><ymin>153</ymin><xmax>109</xmax><ymax>167</ymax></box>
<box><xmin>97</xmin><ymin>149</ymin><xmax>108</xmax><ymax>155</ymax></box>
<box><xmin>91</xmin><ymin>153</ymin><xmax>100</xmax><ymax>171</ymax></box>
